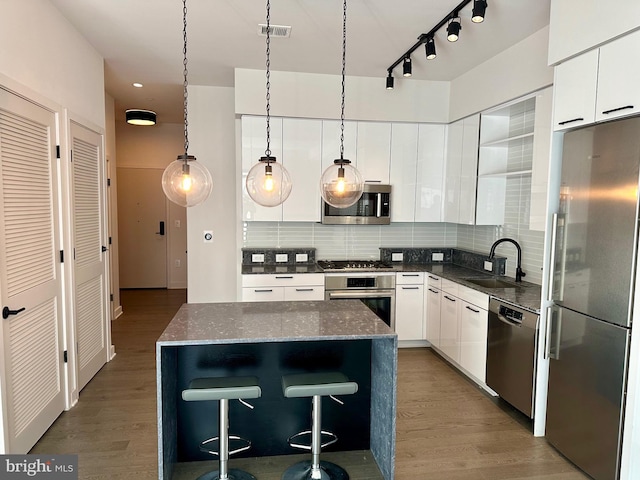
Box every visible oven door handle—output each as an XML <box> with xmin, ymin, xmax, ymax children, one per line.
<box><xmin>326</xmin><ymin>290</ymin><xmax>395</xmax><ymax>299</ymax></box>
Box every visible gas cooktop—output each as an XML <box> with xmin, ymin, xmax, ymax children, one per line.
<box><xmin>317</xmin><ymin>260</ymin><xmax>395</xmax><ymax>271</ymax></box>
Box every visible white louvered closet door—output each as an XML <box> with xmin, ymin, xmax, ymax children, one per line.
<box><xmin>70</xmin><ymin>122</ymin><xmax>108</xmax><ymax>392</ymax></box>
<box><xmin>0</xmin><ymin>90</ymin><xmax>65</xmax><ymax>453</ymax></box>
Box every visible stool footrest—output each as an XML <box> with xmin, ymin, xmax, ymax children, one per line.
<box><xmin>287</xmin><ymin>429</ymin><xmax>338</xmax><ymax>451</ymax></box>
<box><xmin>199</xmin><ymin>435</ymin><xmax>252</xmax><ymax>457</ymax></box>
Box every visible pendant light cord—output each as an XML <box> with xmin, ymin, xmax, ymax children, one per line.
<box><xmin>264</xmin><ymin>0</ymin><xmax>272</xmax><ymax>158</ymax></box>
<box><xmin>339</xmin><ymin>0</ymin><xmax>347</xmax><ymax>162</ymax></box>
<box><xmin>182</xmin><ymin>0</ymin><xmax>189</xmax><ymax>156</ymax></box>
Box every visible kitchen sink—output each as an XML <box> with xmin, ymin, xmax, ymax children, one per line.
<box><xmin>463</xmin><ymin>277</ymin><xmax>522</xmax><ymax>289</ymax></box>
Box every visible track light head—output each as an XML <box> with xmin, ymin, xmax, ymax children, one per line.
<box><xmin>402</xmin><ymin>56</ymin><xmax>412</xmax><ymax>77</ymax></box>
<box><xmin>447</xmin><ymin>15</ymin><xmax>462</xmax><ymax>42</ymax></box>
<box><xmin>472</xmin><ymin>0</ymin><xmax>487</xmax><ymax>23</ymax></box>
<box><xmin>425</xmin><ymin>36</ymin><xmax>436</xmax><ymax>60</ymax></box>
<box><xmin>386</xmin><ymin>73</ymin><xmax>394</xmax><ymax>90</ymax></box>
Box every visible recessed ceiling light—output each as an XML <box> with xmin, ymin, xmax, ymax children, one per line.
<box><xmin>132</xmin><ymin>82</ymin><xmax>144</xmax><ymax>88</ymax></box>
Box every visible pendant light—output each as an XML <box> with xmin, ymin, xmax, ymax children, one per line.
<box><xmin>245</xmin><ymin>0</ymin><xmax>292</xmax><ymax>207</ymax></box>
<box><xmin>320</xmin><ymin>0</ymin><xmax>364</xmax><ymax>209</ymax></box>
<box><xmin>162</xmin><ymin>0</ymin><xmax>213</xmax><ymax>207</ymax></box>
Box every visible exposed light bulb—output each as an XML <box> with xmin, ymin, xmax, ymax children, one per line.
<box><xmin>181</xmin><ymin>173</ymin><xmax>192</xmax><ymax>192</ymax></box>
<box><xmin>264</xmin><ymin>174</ymin><xmax>275</xmax><ymax>192</ymax></box>
<box><xmin>336</xmin><ymin>177</ymin><xmax>346</xmax><ymax>193</ymax></box>
<box><xmin>162</xmin><ymin>155</ymin><xmax>213</xmax><ymax>207</ymax></box>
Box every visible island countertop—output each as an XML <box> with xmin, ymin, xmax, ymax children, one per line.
<box><xmin>157</xmin><ymin>299</ymin><xmax>396</xmax><ymax>346</ymax></box>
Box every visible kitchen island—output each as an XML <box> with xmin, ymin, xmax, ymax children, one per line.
<box><xmin>156</xmin><ymin>300</ymin><xmax>397</xmax><ymax>480</ymax></box>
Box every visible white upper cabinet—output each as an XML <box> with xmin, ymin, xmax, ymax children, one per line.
<box><xmin>282</xmin><ymin>118</ymin><xmax>322</xmax><ymax>222</ymax></box>
<box><xmin>389</xmin><ymin>123</ymin><xmax>419</xmax><ymax>222</ymax></box>
<box><xmin>443</xmin><ymin>119</ymin><xmax>463</xmax><ymax>223</ymax></box>
<box><xmin>459</xmin><ymin>115</ymin><xmax>480</xmax><ymax>225</ymax></box>
<box><xmin>356</xmin><ymin>122</ymin><xmax>391</xmax><ymax>184</ymax></box>
<box><xmin>321</xmin><ymin>120</ymin><xmax>358</xmax><ymax>173</ymax></box>
<box><xmin>415</xmin><ymin>124</ymin><xmax>446</xmax><ymax>222</ymax></box>
<box><xmin>552</xmin><ymin>50</ymin><xmax>599</xmax><ymax>130</ymax></box>
<box><xmin>241</xmin><ymin>115</ymin><xmax>284</xmax><ymax>222</ymax></box>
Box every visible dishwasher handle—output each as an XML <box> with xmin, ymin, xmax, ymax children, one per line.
<box><xmin>496</xmin><ymin>312</ymin><xmax>522</xmax><ymax>327</ymax></box>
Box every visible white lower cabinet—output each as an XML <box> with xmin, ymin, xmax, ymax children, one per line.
<box><xmin>242</xmin><ymin>274</ymin><xmax>325</xmax><ymax>302</ymax></box>
<box><xmin>459</xmin><ymin>300</ymin><xmax>488</xmax><ymax>383</ymax></box>
<box><xmin>425</xmin><ymin>274</ymin><xmax>442</xmax><ymax>348</ymax></box>
<box><xmin>395</xmin><ymin>272</ymin><xmax>425</xmax><ymax>342</ymax></box>
<box><xmin>440</xmin><ymin>291</ymin><xmax>460</xmax><ymax>362</ymax></box>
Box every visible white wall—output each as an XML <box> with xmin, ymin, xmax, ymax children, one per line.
<box><xmin>449</xmin><ymin>26</ymin><xmax>553</xmax><ymax>122</ymax></box>
<box><xmin>186</xmin><ymin>86</ymin><xmax>238</xmax><ymax>303</ymax></box>
<box><xmin>0</xmin><ymin>0</ymin><xmax>105</xmax><ymax>128</ymax></box>
<box><xmin>235</xmin><ymin>69</ymin><xmax>450</xmax><ymax>123</ymax></box>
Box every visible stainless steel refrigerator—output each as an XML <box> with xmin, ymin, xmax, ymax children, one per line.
<box><xmin>547</xmin><ymin>116</ymin><xmax>638</xmax><ymax>480</ymax></box>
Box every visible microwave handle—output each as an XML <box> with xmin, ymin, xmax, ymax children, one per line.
<box><xmin>376</xmin><ymin>193</ymin><xmax>382</xmax><ymax>217</ymax></box>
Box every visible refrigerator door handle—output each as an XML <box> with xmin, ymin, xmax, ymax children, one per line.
<box><xmin>547</xmin><ymin>306</ymin><xmax>562</xmax><ymax>360</ymax></box>
<box><xmin>548</xmin><ymin>213</ymin><xmax>559</xmax><ymax>302</ymax></box>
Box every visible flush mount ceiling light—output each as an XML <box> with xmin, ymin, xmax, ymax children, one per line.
<box><xmin>447</xmin><ymin>14</ymin><xmax>462</xmax><ymax>42</ymax></box>
<box><xmin>472</xmin><ymin>0</ymin><xmax>488</xmax><ymax>23</ymax></box>
<box><xmin>126</xmin><ymin>109</ymin><xmax>156</xmax><ymax>126</ymax></box>
<box><xmin>246</xmin><ymin>0</ymin><xmax>292</xmax><ymax>207</ymax></box>
<box><xmin>320</xmin><ymin>0</ymin><xmax>364</xmax><ymax>209</ymax></box>
<box><xmin>161</xmin><ymin>0</ymin><xmax>213</xmax><ymax>208</ymax></box>
<box><xmin>132</xmin><ymin>82</ymin><xmax>144</xmax><ymax>88</ymax></box>
<box><xmin>385</xmin><ymin>0</ymin><xmax>487</xmax><ymax>88</ymax></box>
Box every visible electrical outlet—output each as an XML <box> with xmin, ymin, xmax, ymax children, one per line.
<box><xmin>484</xmin><ymin>261</ymin><xmax>493</xmax><ymax>272</ymax></box>
<box><xmin>175</xmin><ymin>220</ymin><xmax>181</xmax><ymax>228</ymax></box>
<box><xmin>296</xmin><ymin>253</ymin><xmax>308</xmax><ymax>263</ymax></box>
<box><xmin>391</xmin><ymin>252</ymin><xmax>403</xmax><ymax>262</ymax></box>
<box><xmin>203</xmin><ymin>231</ymin><xmax>213</xmax><ymax>243</ymax></box>
<box><xmin>251</xmin><ymin>253</ymin><xmax>265</xmax><ymax>263</ymax></box>
<box><xmin>175</xmin><ymin>259</ymin><xmax>181</xmax><ymax>267</ymax></box>
<box><xmin>432</xmin><ymin>252</ymin><xmax>444</xmax><ymax>262</ymax></box>
<box><xmin>276</xmin><ymin>254</ymin><xmax>288</xmax><ymax>263</ymax></box>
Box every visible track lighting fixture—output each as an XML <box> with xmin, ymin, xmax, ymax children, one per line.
<box><xmin>384</xmin><ymin>0</ymin><xmax>489</xmax><ymax>87</ymax></box>
<box><xmin>386</xmin><ymin>72</ymin><xmax>394</xmax><ymax>90</ymax></box>
<box><xmin>447</xmin><ymin>15</ymin><xmax>462</xmax><ymax>42</ymax></box>
<box><xmin>402</xmin><ymin>56</ymin><xmax>412</xmax><ymax>77</ymax></box>
<box><xmin>425</xmin><ymin>36</ymin><xmax>436</xmax><ymax>60</ymax></box>
<box><xmin>472</xmin><ymin>0</ymin><xmax>487</xmax><ymax>23</ymax></box>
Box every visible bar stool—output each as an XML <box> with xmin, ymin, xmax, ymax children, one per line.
<box><xmin>182</xmin><ymin>376</ymin><xmax>262</xmax><ymax>480</ymax></box>
<box><xmin>281</xmin><ymin>372</ymin><xmax>358</xmax><ymax>480</ymax></box>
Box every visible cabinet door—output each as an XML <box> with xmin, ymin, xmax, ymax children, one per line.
<box><xmin>553</xmin><ymin>50</ymin><xmax>599</xmax><ymax>131</ymax></box>
<box><xmin>395</xmin><ymin>284</ymin><xmax>425</xmax><ymax>341</ymax></box>
<box><xmin>284</xmin><ymin>286</ymin><xmax>324</xmax><ymax>301</ymax></box>
<box><xmin>242</xmin><ymin>287</ymin><xmax>285</xmax><ymax>302</ymax></box>
<box><xmin>459</xmin><ymin>301</ymin><xmax>488</xmax><ymax>382</ymax></box>
<box><xmin>241</xmin><ymin>115</ymin><xmax>284</xmax><ymax>221</ymax></box>
<box><xmin>356</xmin><ymin>122</ymin><xmax>391</xmax><ymax>183</ymax></box>
<box><xmin>415</xmin><ymin>124</ymin><xmax>446</xmax><ymax>222</ymax></box>
<box><xmin>443</xmin><ymin>119</ymin><xmax>463</xmax><ymax>223</ymax></box>
<box><xmin>596</xmin><ymin>29</ymin><xmax>640</xmax><ymax>122</ymax></box>
<box><xmin>389</xmin><ymin>123</ymin><xmax>418</xmax><ymax>222</ymax></box>
<box><xmin>321</xmin><ymin>120</ymin><xmax>358</xmax><ymax>172</ymax></box>
<box><xmin>282</xmin><ymin>118</ymin><xmax>322</xmax><ymax>222</ymax></box>
<box><xmin>425</xmin><ymin>286</ymin><xmax>441</xmax><ymax>348</ymax></box>
<box><xmin>458</xmin><ymin>115</ymin><xmax>480</xmax><ymax>225</ymax></box>
<box><xmin>440</xmin><ymin>292</ymin><xmax>460</xmax><ymax>362</ymax></box>
<box><xmin>530</xmin><ymin>87</ymin><xmax>553</xmax><ymax>231</ymax></box>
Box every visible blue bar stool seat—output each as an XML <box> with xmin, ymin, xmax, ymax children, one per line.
<box><xmin>281</xmin><ymin>372</ymin><xmax>358</xmax><ymax>480</ymax></box>
<box><xmin>182</xmin><ymin>376</ymin><xmax>261</xmax><ymax>480</ymax></box>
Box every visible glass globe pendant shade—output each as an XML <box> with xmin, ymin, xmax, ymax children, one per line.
<box><xmin>320</xmin><ymin>159</ymin><xmax>364</xmax><ymax>208</ymax></box>
<box><xmin>246</xmin><ymin>156</ymin><xmax>292</xmax><ymax>207</ymax></box>
<box><xmin>162</xmin><ymin>155</ymin><xmax>213</xmax><ymax>207</ymax></box>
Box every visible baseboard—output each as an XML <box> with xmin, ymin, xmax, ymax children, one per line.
<box><xmin>398</xmin><ymin>340</ymin><xmax>429</xmax><ymax>348</ymax></box>
<box><xmin>110</xmin><ymin>345</ymin><xmax>116</xmax><ymax>360</ymax></box>
<box><xmin>113</xmin><ymin>305</ymin><xmax>123</xmax><ymax>320</ymax></box>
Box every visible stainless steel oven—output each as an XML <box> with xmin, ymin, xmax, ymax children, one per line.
<box><xmin>324</xmin><ymin>272</ymin><xmax>396</xmax><ymax>330</ymax></box>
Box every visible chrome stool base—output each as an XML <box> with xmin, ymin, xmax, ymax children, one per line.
<box><xmin>281</xmin><ymin>460</ymin><xmax>349</xmax><ymax>480</ymax></box>
<box><xmin>196</xmin><ymin>468</ymin><xmax>257</xmax><ymax>480</ymax></box>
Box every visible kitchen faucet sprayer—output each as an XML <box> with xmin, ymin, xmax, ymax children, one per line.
<box><xmin>489</xmin><ymin>238</ymin><xmax>526</xmax><ymax>282</ymax></box>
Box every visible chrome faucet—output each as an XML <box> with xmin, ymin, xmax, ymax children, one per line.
<box><xmin>489</xmin><ymin>238</ymin><xmax>526</xmax><ymax>282</ymax></box>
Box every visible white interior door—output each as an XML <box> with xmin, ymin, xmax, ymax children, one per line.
<box><xmin>70</xmin><ymin>121</ymin><xmax>109</xmax><ymax>392</ymax></box>
<box><xmin>116</xmin><ymin>167</ymin><xmax>167</xmax><ymax>288</ymax></box>
<box><xmin>0</xmin><ymin>89</ymin><xmax>65</xmax><ymax>453</ymax></box>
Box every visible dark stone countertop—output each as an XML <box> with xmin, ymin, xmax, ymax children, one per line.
<box><xmin>241</xmin><ymin>264</ymin><xmax>325</xmax><ymax>275</ymax></box>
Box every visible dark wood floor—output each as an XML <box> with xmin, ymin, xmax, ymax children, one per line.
<box><xmin>31</xmin><ymin>289</ymin><xmax>587</xmax><ymax>480</ymax></box>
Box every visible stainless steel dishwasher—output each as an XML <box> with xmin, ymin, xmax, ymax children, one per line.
<box><xmin>486</xmin><ymin>298</ymin><xmax>539</xmax><ymax>418</ymax></box>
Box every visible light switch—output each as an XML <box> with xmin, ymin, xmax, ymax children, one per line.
<box><xmin>251</xmin><ymin>254</ymin><xmax>265</xmax><ymax>263</ymax></box>
<box><xmin>296</xmin><ymin>253</ymin><xmax>308</xmax><ymax>263</ymax></box>
<box><xmin>432</xmin><ymin>252</ymin><xmax>444</xmax><ymax>262</ymax></box>
<box><xmin>391</xmin><ymin>252</ymin><xmax>403</xmax><ymax>262</ymax></box>
<box><xmin>276</xmin><ymin>254</ymin><xmax>288</xmax><ymax>263</ymax></box>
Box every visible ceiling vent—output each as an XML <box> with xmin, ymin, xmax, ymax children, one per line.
<box><xmin>257</xmin><ymin>24</ymin><xmax>292</xmax><ymax>38</ymax></box>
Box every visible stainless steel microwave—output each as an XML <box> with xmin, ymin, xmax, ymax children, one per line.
<box><xmin>321</xmin><ymin>184</ymin><xmax>391</xmax><ymax>225</ymax></box>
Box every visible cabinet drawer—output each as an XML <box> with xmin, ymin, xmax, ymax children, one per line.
<box><xmin>242</xmin><ymin>273</ymin><xmax>325</xmax><ymax>288</ymax></box>
<box><xmin>242</xmin><ymin>287</ymin><xmax>285</xmax><ymax>302</ymax></box>
<box><xmin>396</xmin><ymin>272</ymin><xmax>425</xmax><ymax>285</ymax></box>
<box><xmin>440</xmin><ymin>278</ymin><xmax>459</xmax><ymax>296</ymax></box>
<box><xmin>457</xmin><ymin>285</ymin><xmax>489</xmax><ymax>310</ymax></box>
<box><xmin>425</xmin><ymin>273</ymin><xmax>441</xmax><ymax>288</ymax></box>
<box><xmin>284</xmin><ymin>286</ymin><xmax>325</xmax><ymax>301</ymax></box>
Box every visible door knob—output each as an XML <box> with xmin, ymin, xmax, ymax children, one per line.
<box><xmin>3</xmin><ymin>306</ymin><xmax>25</xmax><ymax>319</ymax></box>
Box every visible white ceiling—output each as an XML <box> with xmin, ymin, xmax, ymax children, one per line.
<box><xmin>49</xmin><ymin>0</ymin><xmax>550</xmax><ymax>124</ymax></box>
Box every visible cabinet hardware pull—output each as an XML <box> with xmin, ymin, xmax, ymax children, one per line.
<box><xmin>365</xmin><ymin>180</ymin><xmax>382</xmax><ymax>183</ymax></box>
<box><xmin>402</xmin><ymin>274</ymin><xmax>419</xmax><ymax>277</ymax></box>
<box><xmin>602</xmin><ymin>105</ymin><xmax>634</xmax><ymax>115</ymax></box>
<box><xmin>428</xmin><ymin>275</ymin><xmax>439</xmax><ymax>280</ymax></box>
<box><xmin>558</xmin><ymin>117</ymin><xmax>584</xmax><ymax>125</ymax></box>
<box><xmin>295</xmin><ymin>288</ymin><xmax>313</xmax><ymax>292</ymax></box>
<box><xmin>254</xmin><ymin>289</ymin><xmax>273</xmax><ymax>293</ymax></box>
<box><xmin>465</xmin><ymin>306</ymin><xmax>480</xmax><ymax>313</ymax></box>
<box><xmin>428</xmin><ymin>288</ymin><xmax>439</xmax><ymax>294</ymax></box>
<box><xmin>444</xmin><ymin>295</ymin><xmax>456</xmax><ymax>302</ymax></box>
<box><xmin>402</xmin><ymin>286</ymin><xmax>420</xmax><ymax>290</ymax></box>
<box><xmin>2</xmin><ymin>306</ymin><xmax>26</xmax><ymax>319</ymax></box>
<box><xmin>275</xmin><ymin>276</ymin><xmax>293</xmax><ymax>279</ymax></box>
